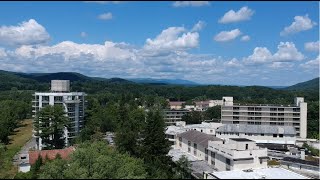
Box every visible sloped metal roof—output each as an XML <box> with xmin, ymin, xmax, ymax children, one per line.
<box><xmin>177</xmin><ymin>130</ymin><xmax>223</xmax><ymax>147</ymax></box>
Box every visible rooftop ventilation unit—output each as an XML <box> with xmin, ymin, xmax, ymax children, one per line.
<box><xmin>243</xmin><ymin>168</ymin><xmax>253</xmax><ymax>172</ymax></box>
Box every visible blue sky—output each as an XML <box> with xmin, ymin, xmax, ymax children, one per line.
<box><xmin>0</xmin><ymin>1</ymin><xmax>318</xmax><ymax>86</ymax></box>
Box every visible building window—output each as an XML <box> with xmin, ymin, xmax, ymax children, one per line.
<box><xmin>211</xmin><ymin>152</ymin><xmax>215</xmax><ymax>158</ymax></box>
<box><xmin>188</xmin><ymin>147</ymin><xmax>191</xmax><ymax>153</ymax></box>
<box><xmin>194</xmin><ymin>143</ymin><xmax>197</xmax><ymax>149</ymax></box>
<box><xmin>260</xmin><ymin>159</ymin><xmax>263</xmax><ymax>164</ymax></box>
<box><xmin>279</xmin><ymin>134</ymin><xmax>284</xmax><ymax>138</ymax></box>
<box><xmin>179</xmin><ymin>137</ymin><xmax>182</xmax><ymax>141</ymax></box>
<box><xmin>226</xmin><ymin>158</ymin><xmax>231</xmax><ymax>165</ymax></box>
<box><xmin>210</xmin><ymin>130</ymin><xmax>213</xmax><ymax>133</ymax></box>
<box><xmin>248</xmin><ymin>133</ymin><xmax>252</xmax><ymax>136</ymax></box>
<box><xmin>261</xmin><ymin>134</ymin><xmax>264</xmax><ymax>136</ymax></box>
<box><xmin>245</xmin><ymin>144</ymin><xmax>248</xmax><ymax>150</ymax></box>
<box><xmin>273</xmin><ymin>134</ymin><xmax>277</xmax><ymax>137</ymax></box>
<box><xmin>211</xmin><ymin>160</ymin><xmax>215</xmax><ymax>166</ymax></box>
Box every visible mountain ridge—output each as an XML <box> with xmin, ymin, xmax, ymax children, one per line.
<box><xmin>0</xmin><ymin>69</ymin><xmax>318</xmax><ymax>89</ymax></box>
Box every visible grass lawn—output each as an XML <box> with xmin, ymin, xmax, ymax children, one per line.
<box><xmin>0</xmin><ymin>119</ymin><xmax>33</xmax><ymax>179</ymax></box>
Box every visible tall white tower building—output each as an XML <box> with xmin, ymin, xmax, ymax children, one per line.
<box><xmin>32</xmin><ymin>80</ymin><xmax>86</xmax><ymax>150</ymax></box>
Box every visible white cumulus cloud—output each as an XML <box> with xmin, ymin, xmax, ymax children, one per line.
<box><xmin>244</xmin><ymin>47</ymin><xmax>273</xmax><ymax>64</ymax></box>
<box><xmin>244</xmin><ymin>42</ymin><xmax>305</xmax><ymax>64</ymax></box>
<box><xmin>0</xmin><ymin>19</ymin><xmax>50</xmax><ymax>46</ymax></box>
<box><xmin>273</xmin><ymin>42</ymin><xmax>304</xmax><ymax>62</ymax></box>
<box><xmin>0</xmin><ymin>48</ymin><xmax>7</xmax><ymax>58</ymax></box>
<box><xmin>98</xmin><ymin>12</ymin><xmax>113</xmax><ymax>20</ymax></box>
<box><xmin>304</xmin><ymin>41</ymin><xmax>319</xmax><ymax>52</ymax></box>
<box><xmin>14</xmin><ymin>41</ymin><xmax>135</xmax><ymax>61</ymax></box>
<box><xmin>214</xmin><ymin>29</ymin><xmax>241</xmax><ymax>42</ymax></box>
<box><xmin>144</xmin><ymin>26</ymin><xmax>199</xmax><ymax>53</ymax></box>
<box><xmin>280</xmin><ymin>14</ymin><xmax>316</xmax><ymax>36</ymax></box>
<box><xmin>241</xmin><ymin>35</ymin><xmax>250</xmax><ymax>41</ymax></box>
<box><xmin>224</xmin><ymin>58</ymin><xmax>242</xmax><ymax>67</ymax></box>
<box><xmin>191</xmin><ymin>21</ymin><xmax>206</xmax><ymax>32</ymax></box>
<box><xmin>219</xmin><ymin>6</ymin><xmax>254</xmax><ymax>24</ymax></box>
<box><xmin>173</xmin><ymin>1</ymin><xmax>209</xmax><ymax>7</ymax></box>
<box><xmin>269</xmin><ymin>62</ymin><xmax>294</xmax><ymax>69</ymax></box>
<box><xmin>300</xmin><ymin>55</ymin><xmax>320</xmax><ymax>70</ymax></box>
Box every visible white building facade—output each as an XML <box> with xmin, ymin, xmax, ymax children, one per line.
<box><xmin>175</xmin><ymin>130</ymin><xmax>268</xmax><ymax>172</ymax></box>
<box><xmin>163</xmin><ymin>109</ymin><xmax>190</xmax><ymax>125</ymax></box>
<box><xmin>32</xmin><ymin>80</ymin><xmax>86</xmax><ymax>150</ymax></box>
<box><xmin>216</xmin><ymin>124</ymin><xmax>297</xmax><ymax>144</ymax></box>
<box><xmin>221</xmin><ymin>97</ymin><xmax>307</xmax><ymax>139</ymax></box>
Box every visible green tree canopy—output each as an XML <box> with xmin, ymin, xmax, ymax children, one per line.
<box><xmin>34</xmin><ymin>105</ymin><xmax>68</xmax><ymax>149</ymax></box>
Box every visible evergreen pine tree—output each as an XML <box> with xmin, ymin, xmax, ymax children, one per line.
<box><xmin>141</xmin><ymin>108</ymin><xmax>173</xmax><ymax>178</ymax></box>
<box><xmin>34</xmin><ymin>105</ymin><xmax>68</xmax><ymax>149</ymax></box>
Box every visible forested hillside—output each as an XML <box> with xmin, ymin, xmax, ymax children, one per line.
<box><xmin>0</xmin><ymin>70</ymin><xmax>318</xmax><ymax>145</ymax></box>
<box><xmin>285</xmin><ymin>77</ymin><xmax>319</xmax><ymax>91</ymax></box>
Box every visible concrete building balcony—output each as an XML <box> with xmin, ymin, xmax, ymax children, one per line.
<box><xmin>64</xmin><ymin>99</ymin><xmax>81</xmax><ymax>103</ymax></box>
<box><xmin>222</xmin><ymin>109</ymin><xmax>299</xmax><ymax>113</ymax></box>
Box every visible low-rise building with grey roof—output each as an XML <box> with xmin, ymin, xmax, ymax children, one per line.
<box><xmin>165</xmin><ymin>121</ymin><xmax>223</xmax><ymax>146</ymax></box>
<box><xmin>173</xmin><ymin>130</ymin><xmax>268</xmax><ymax>173</ymax></box>
<box><xmin>216</xmin><ymin>124</ymin><xmax>296</xmax><ymax>144</ymax></box>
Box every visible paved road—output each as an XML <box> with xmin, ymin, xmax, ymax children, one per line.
<box><xmin>13</xmin><ymin>137</ymin><xmax>37</xmax><ymax>165</ymax></box>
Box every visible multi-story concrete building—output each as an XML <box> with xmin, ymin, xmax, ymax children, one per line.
<box><xmin>221</xmin><ymin>97</ymin><xmax>307</xmax><ymax>139</ymax></box>
<box><xmin>194</xmin><ymin>100</ymin><xmax>223</xmax><ymax>111</ymax></box>
<box><xmin>163</xmin><ymin>109</ymin><xmax>189</xmax><ymax>125</ymax></box>
<box><xmin>175</xmin><ymin>130</ymin><xmax>269</xmax><ymax>172</ymax></box>
<box><xmin>32</xmin><ymin>80</ymin><xmax>86</xmax><ymax>150</ymax></box>
<box><xmin>216</xmin><ymin>124</ymin><xmax>296</xmax><ymax>144</ymax></box>
<box><xmin>168</xmin><ymin>101</ymin><xmax>185</xmax><ymax>110</ymax></box>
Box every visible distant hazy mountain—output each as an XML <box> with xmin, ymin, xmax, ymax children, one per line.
<box><xmin>285</xmin><ymin>77</ymin><xmax>319</xmax><ymax>91</ymax></box>
<box><xmin>128</xmin><ymin>78</ymin><xmax>198</xmax><ymax>85</ymax></box>
<box><xmin>0</xmin><ymin>70</ymin><xmax>132</xmax><ymax>84</ymax></box>
<box><xmin>0</xmin><ymin>69</ymin><xmax>318</xmax><ymax>90</ymax></box>
<box><xmin>267</xmin><ymin>86</ymin><xmax>287</xmax><ymax>89</ymax></box>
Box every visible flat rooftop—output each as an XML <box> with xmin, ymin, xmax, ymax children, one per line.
<box><xmin>230</xmin><ymin>138</ymin><xmax>254</xmax><ymax>142</ymax></box>
<box><xmin>217</xmin><ymin>124</ymin><xmax>296</xmax><ymax>135</ymax></box>
<box><xmin>232</xmin><ymin>103</ymin><xmax>298</xmax><ymax>107</ymax></box>
<box><xmin>208</xmin><ymin>167</ymin><xmax>308</xmax><ymax>179</ymax></box>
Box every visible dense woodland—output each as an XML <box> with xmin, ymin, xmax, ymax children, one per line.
<box><xmin>0</xmin><ymin>70</ymin><xmax>319</xmax><ymax>178</ymax></box>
